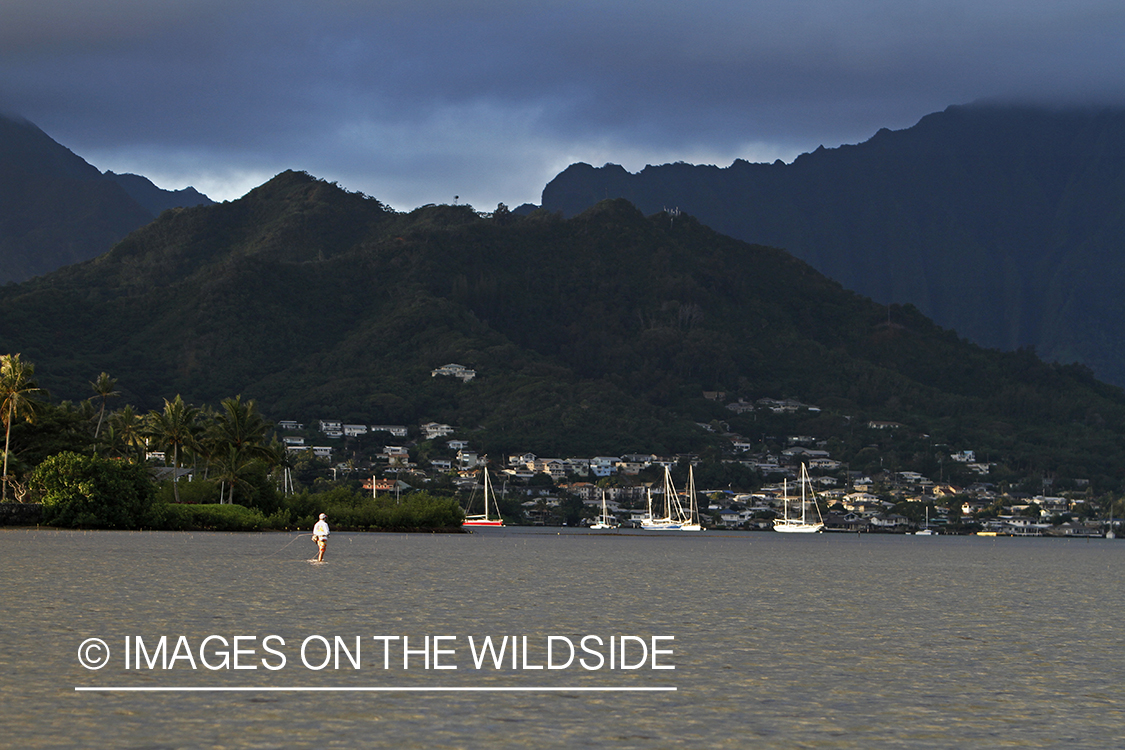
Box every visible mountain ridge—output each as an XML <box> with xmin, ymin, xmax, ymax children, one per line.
<box><xmin>0</xmin><ymin>112</ymin><xmax>214</xmax><ymax>282</ymax></box>
<box><xmin>541</xmin><ymin>103</ymin><xmax>1125</xmax><ymax>386</ymax></box>
<box><xmin>2</xmin><ymin>170</ymin><xmax>1124</xmax><ymax>488</ymax></box>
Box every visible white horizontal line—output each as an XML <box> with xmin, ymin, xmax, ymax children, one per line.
<box><xmin>75</xmin><ymin>686</ymin><xmax>676</xmax><ymax>693</ymax></box>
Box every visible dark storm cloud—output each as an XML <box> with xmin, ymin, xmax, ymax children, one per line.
<box><xmin>2</xmin><ymin>0</ymin><xmax>1124</xmax><ymax>208</ymax></box>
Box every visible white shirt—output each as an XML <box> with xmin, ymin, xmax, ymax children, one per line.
<box><xmin>313</xmin><ymin>520</ymin><xmax>330</xmax><ymax>538</ymax></box>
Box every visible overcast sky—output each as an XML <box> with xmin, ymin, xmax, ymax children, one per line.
<box><xmin>3</xmin><ymin>0</ymin><xmax>1124</xmax><ymax>210</ymax></box>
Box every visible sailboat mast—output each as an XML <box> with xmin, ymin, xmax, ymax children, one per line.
<box><xmin>800</xmin><ymin>464</ymin><xmax>807</xmax><ymax>524</ymax></box>
<box><xmin>688</xmin><ymin>465</ymin><xmax>697</xmax><ymax>524</ymax></box>
<box><xmin>663</xmin><ymin>466</ymin><xmax>672</xmax><ymax>519</ymax></box>
<box><xmin>483</xmin><ymin>464</ymin><xmax>492</xmax><ymax>522</ymax></box>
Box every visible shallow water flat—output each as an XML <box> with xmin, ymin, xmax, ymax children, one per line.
<box><xmin>3</xmin><ymin>528</ymin><xmax>1124</xmax><ymax>748</ymax></box>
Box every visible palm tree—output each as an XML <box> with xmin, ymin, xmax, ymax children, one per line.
<box><xmin>146</xmin><ymin>395</ymin><xmax>200</xmax><ymax>503</ymax></box>
<box><xmin>208</xmin><ymin>396</ymin><xmax>276</xmax><ymax>504</ymax></box>
<box><xmin>90</xmin><ymin>372</ymin><xmax>120</xmax><ymax>439</ymax></box>
<box><xmin>213</xmin><ymin>396</ymin><xmax>273</xmax><ymax>458</ymax></box>
<box><xmin>213</xmin><ymin>445</ymin><xmax>258</xmax><ymax>506</ymax></box>
<box><xmin>0</xmin><ymin>354</ymin><xmax>45</xmax><ymax>502</ymax></box>
<box><xmin>270</xmin><ymin>438</ymin><xmax>297</xmax><ymax>495</ymax></box>
<box><xmin>107</xmin><ymin>405</ymin><xmax>146</xmax><ymax>463</ymax></box>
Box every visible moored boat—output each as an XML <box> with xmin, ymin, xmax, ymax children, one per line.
<box><xmin>641</xmin><ymin>465</ymin><xmax>703</xmax><ymax>531</ymax></box>
<box><xmin>590</xmin><ymin>488</ymin><xmax>618</xmax><ymax>529</ymax></box>
<box><xmin>463</xmin><ymin>463</ymin><xmax>504</xmax><ymax>527</ymax></box>
<box><xmin>773</xmin><ymin>464</ymin><xmax>824</xmax><ymax>533</ymax></box>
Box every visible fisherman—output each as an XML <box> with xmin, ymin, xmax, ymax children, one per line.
<box><xmin>312</xmin><ymin>513</ymin><xmax>330</xmax><ymax>562</ymax></box>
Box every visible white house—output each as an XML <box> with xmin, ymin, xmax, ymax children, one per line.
<box><xmin>421</xmin><ymin>422</ymin><xmax>454</xmax><ymax>439</ymax></box>
<box><xmin>532</xmin><ymin>458</ymin><xmax>566</xmax><ymax>480</ymax></box>
<box><xmin>431</xmin><ymin>363</ymin><xmax>476</xmax><ymax>382</ymax></box>
<box><xmin>615</xmin><ymin>459</ymin><xmax>647</xmax><ymax>475</ymax></box>
<box><xmin>564</xmin><ymin>458</ymin><xmax>590</xmax><ymax>476</ymax></box>
<box><xmin>589</xmin><ymin>457</ymin><xmax>619</xmax><ymax>477</ymax></box>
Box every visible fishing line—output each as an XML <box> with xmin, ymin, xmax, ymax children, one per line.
<box><xmin>265</xmin><ymin>532</ymin><xmax>313</xmax><ymax>558</ymax></box>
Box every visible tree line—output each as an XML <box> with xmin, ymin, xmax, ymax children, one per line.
<box><xmin>0</xmin><ymin>353</ymin><xmax>462</xmax><ymax>530</ymax></box>
<box><xmin>1</xmin><ymin>354</ymin><xmax>274</xmax><ymax>504</ymax></box>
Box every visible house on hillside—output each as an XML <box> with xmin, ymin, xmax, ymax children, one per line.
<box><xmin>564</xmin><ymin>458</ymin><xmax>590</xmax><ymax>476</ymax></box>
<box><xmin>431</xmin><ymin>363</ymin><xmax>476</xmax><ymax>382</ymax></box>
<box><xmin>531</xmin><ymin>458</ymin><xmax>566</xmax><ymax>480</ymax></box>
<box><xmin>363</xmin><ymin>477</ymin><xmax>412</xmax><ymax>494</ymax></box>
<box><xmin>421</xmin><ymin>422</ymin><xmax>454</xmax><ymax>439</ymax></box>
<box><xmin>382</xmin><ymin>446</ymin><xmax>409</xmax><ymax>466</ymax></box>
<box><xmin>589</xmin><ymin>457</ymin><xmax>619</xmax><ymax>477</ymax></box>
<box><xmin>371</xmin><ymin>425</ymin><xmax>408</xmax><ymax>438</ymax></box>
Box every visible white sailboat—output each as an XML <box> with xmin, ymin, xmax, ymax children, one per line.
<box><xmin>463</xmin><ymin>463</ymin><xmax>504</xmax><ymax>527</ymax></box>
<box><xmin>590</xmin><ymin>489</ymin><xmax>618</xmax><ymax>529</ymax></box>
<box><xmin>915</xmin><ymin>506</ymin><xmax>936</xmax><ymax>535</ymax></box>
<box><xmin>682</xmin><ymin>464</ymin><xmax>703</xmax><ymax>532</ymax></box>
<box><xmin>773</xmin><ymin>463</ymin><xmax>824</xmax><ymax>533</ymax></box>
<box><xmin>641</xmin><ymin>465</ymin><xmax>703</xmax><ymax>531</ymax></box>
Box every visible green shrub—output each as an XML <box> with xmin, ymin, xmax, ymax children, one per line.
<box><xmin>283</xmin><ymin>488</ymin><xmax>464</xmax><ymax>530</ymax></box>
<box><xmin>33</xmin><ymin>452</ymin><xmax>154</xmax><ymax>529</ymax></box>
<box><xmin>150</xmin><ymin>503</ymin><xmax>270</xmax><ymax>531</ymax></box>
<box><xmin>154</xmin><ymin>478</ymin><xmax>220</xmax><ymax>505</ymax></box>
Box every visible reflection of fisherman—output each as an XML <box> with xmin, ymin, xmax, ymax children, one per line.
<box><xmin>312</xmin><ymin>513</ymin><xmax>330</xmax><ymax>562</ymax></box>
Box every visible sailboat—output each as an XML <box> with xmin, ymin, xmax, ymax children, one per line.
<box><xmin>773</xmin><ymin>463</ymin><xmax>824</xmax><ymax>533</ymax></box>
<box><xmin>641</xmin><ymin>465</ymin><xmax>703</xmax><ymax>531</ymax></box>
<box><xmin>589</xmin><ymin>489</ymin><xmax>618</xmax><ymax>530</ymax></box>
<box><xmin>463</xmin><ymin>463</ymin><xmax>504</xmax><ymax>527</ymax></box>
<box><xmin>915</xmin><ymin>506</ymin><xmax>936</xmax><ymax>535</ymax></box>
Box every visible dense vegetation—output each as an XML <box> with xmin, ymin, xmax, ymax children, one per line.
<box><xmin>541</xmin><ymin>103</ymin><xmax>1125</xmax><ymax>388</ymax></box>
<box><xmin>2</xmin><ymin>170</ymin><xmax>1125</xmax><ymax>495</ymax></box>
<box><xmin>0</xmin><ymin>357</ymin><xmax>463</xmax><ymax>530</ymax></box>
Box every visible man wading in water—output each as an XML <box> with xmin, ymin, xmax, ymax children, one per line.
<box><xmin>312</xmin><ymin>513</ymin><xmax>330</xmax><ymax>562</ymax></box>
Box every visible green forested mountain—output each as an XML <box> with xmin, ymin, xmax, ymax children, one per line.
<box><xmin>0</xmin><ymin>112</ymin><xmax>213</xmax><ymax>283</ymax></box>
<box><xmin>1</xmin><ymin>170</ymin><xmax>1124</xmax><ymax>486</ymax></box>
<box><xmin>541</xmin><ymin>103</ymin><xmax>1125</xmax><ymax>388</ymax></box>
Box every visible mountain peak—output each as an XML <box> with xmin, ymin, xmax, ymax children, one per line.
<box><xmin>0</xmin><ymin>112</ymin><xmax>216</xmax><ymax>282</ymax></box>
<box><xmin>102</xmin><ymin>170</ymin><xmax>213</xmax><ymax>215</ymax></box>
<box><xmin>540</xmin><ymin>103</ymin><xmax>1125</xmax><ymax>388</ymax></box>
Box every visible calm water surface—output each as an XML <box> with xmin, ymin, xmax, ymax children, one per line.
<box><xmin>3</xmin><ymin>527</ymin><xmax>1124</xmax><ymax>748</ymax></box>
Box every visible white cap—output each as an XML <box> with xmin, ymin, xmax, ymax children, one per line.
<box><xmin>319</xmin><ymin>513</ymin><xmax>327</xmax><ymax>519</ymax></box>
